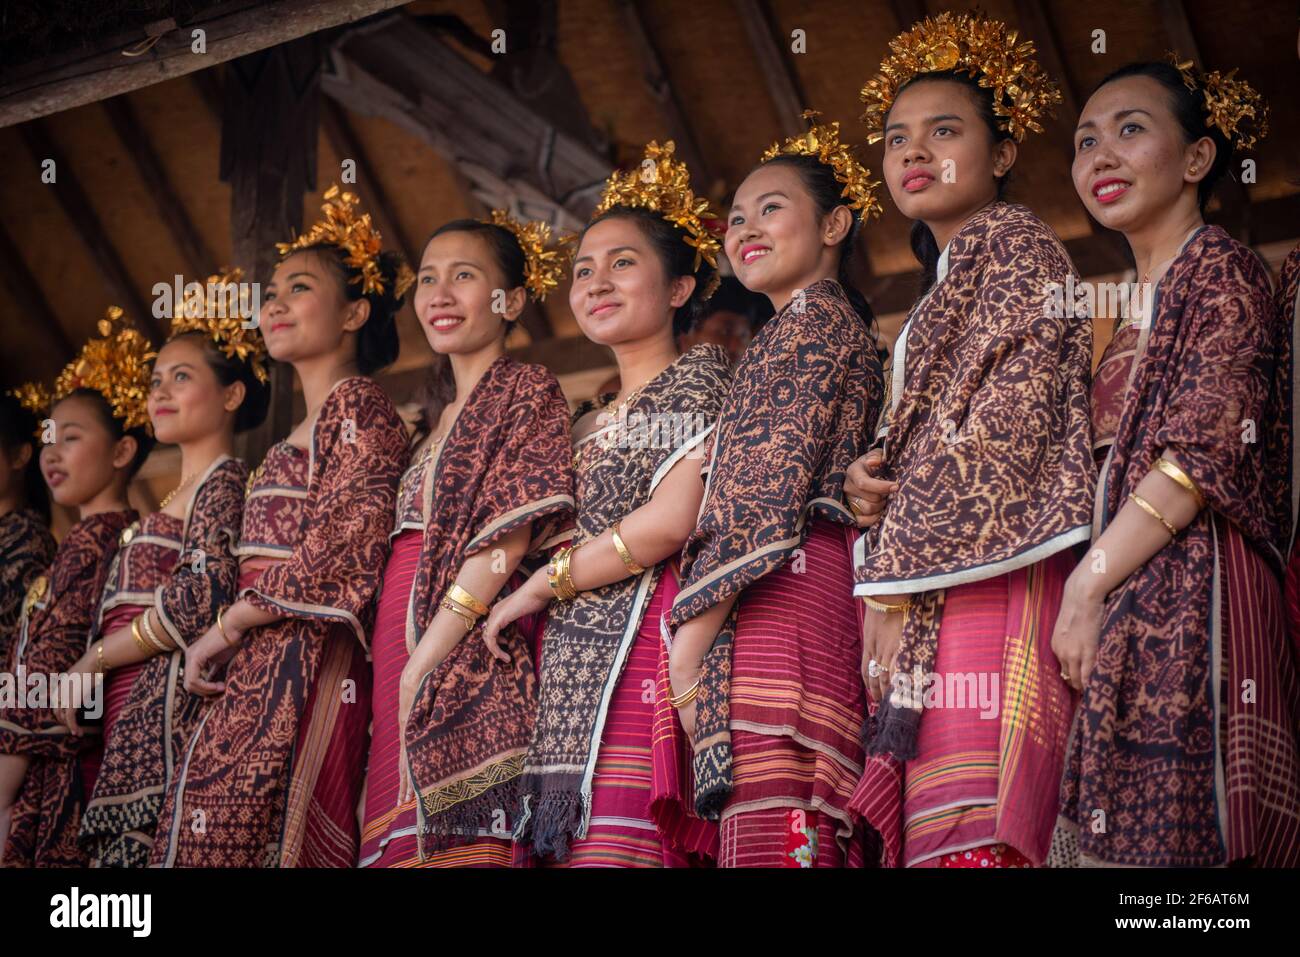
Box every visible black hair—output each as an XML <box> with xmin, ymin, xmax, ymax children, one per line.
<box><xmin>580</xmin><ymin>205</ymin><xmax>718</xmax><ymax>338</ymax></box>
<box><xmin>412</xmin><ymin>219</ymin><xmax>531</xmax><ymax>439</ymax></box>
<box><xmin>163</xmin><ymin>331</ymin><xmax>271</xmax><ymax>434</ymax></box>
<box><xmin>889</xmin><ymin>71</ymin><xmax>1013</xmax><ymax>295</ymax></box>
<box><xmin>691</xmin><ymin>275</ymin><xmax>775</xmax><ymax>334</ymax></box>
<box><xmin>1091</xmin><ymin>61</ymin><xmax>1232</xmax><ymax>213</ymax></box>
<box><xmin>0</xmin><ymin>391</ymin><xmax>50</xmax><ymax>522</ymax></box>
<box><xmin>754</xmin><ymin>153</ymin><xmax>878</xmax><ymax>336</ymax></box>
<box><xmin>290</xmin><ymin>243</ymin><xmax>409</xmax><ymax>375</ymax></box>
<box><xmin>59</xmin><ymin>388</ymin><xmax>155</xmax><ymax>479</ymax></box>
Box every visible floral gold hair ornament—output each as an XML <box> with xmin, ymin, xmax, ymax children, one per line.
<box><xmin>276</xmin><ymin>184</ymin><xmax>415</xmax><ymax>300</ymax></box>
<box><xmin>593</xmin><ymin>140</ymin><xmax>722</xmax><ymax>298</ymax></box>
<box><xmin>762</xmin><ymin>110</ymin><xmax>884</xmax><ymax>221</ymax></box>
<box><xmin>164</xmin><ymin>266</ymin><xmax>270</xmax><ymax>383</ymax></box>
<box><xmin>859</xmin><ymin>11</ymin><xmax>1062</xmax><ymax>144</ymax></box>
<box><xmin>1168</xmin><ymin>53</ymin><xmax>1269</xmax><ymax>152</ymax></box>
<box><xmin>486</xmin><ymin>209</ymin><xmax>566</xmax><ymax>301</ymax></box>
<box><xmin>14</xmin><ymin>307</ymin><xmax>154</xmax><ymax>432</ymax></box>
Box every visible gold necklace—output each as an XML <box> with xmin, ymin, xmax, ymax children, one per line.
<box><xmin>158</xmin><ymin>472</ymin><xmax>196</xmax><ymax>510</ymax></box>
<box><xmin>572</xmin><ymin>383</ymin><xmax>648</xmax><ymax>473</ymax></box>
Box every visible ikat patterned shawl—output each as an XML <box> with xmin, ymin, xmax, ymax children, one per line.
<box><xmin>402</xmin><ymin>356</ymin><xmax>575</xmax><ymax>855</ymax></box>
<box><xmin>852</xmin><ymin>202</ymin><xmax>1095</xmax><ymax>761</ymax></box>
<box><xmin>670</xmin><ymin>278</ymin><xmax>883</xmax><ymax>818</ymax></box>
<box><xmin>515</xmin><ymin>344</ymin><xmax>732</xmax><ymax>859</ymax></box>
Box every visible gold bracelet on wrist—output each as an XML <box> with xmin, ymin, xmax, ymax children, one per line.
<box><xmin>216</xmin><ymin>607</ymin><xmax>240</xmax><ymax>648</ymax></box>
<box><xmin>446</xmin><ymin>583</ymin><xmax>489</xmax><ymax>617</ymax></box>
<box><xmin>1153</xmin><ymin>458</ymin><xmax>1206</xmax><ymax>509</ymax></box>
<box><xmin>440</xmin><ymin>596</ymin><xmax>477</xmax><ymax>632</ymax></box>
<box><xmin>96</xmin><ymin>640</ymin><xmax>110</xmax><ymax>674</ymax></box>
<box><xmin>1129</xmin><ymin>492</ymin><xmax>1178</xmax><ymax>539</ymax></box>
<box><xmin>668</xmin><ymin>678</ymin><xmax>700</xmax><ymax>709</ymax></box>
<box><xmin>547</xmin><ymin>545</ymin><xmax>579</xmax><ymax>601</ymax></box>
<box><xmin>610</xmin><ymin>522</ymin><xmax>645</xmax><ymax>575</ymax></box>
<box><xmin>141</xmin><ymin>610</ymin><xmax>171</xmax><ymax>652</ymax></box>
<box><xmin>130</xmin><ymin>615</ymin><xmax>152</xmax><ymax>656</ymax></box>
<box><xmin>862</xmin><ymin>594</ymin><xmax>912</xmax><ymax>614</ymax></box>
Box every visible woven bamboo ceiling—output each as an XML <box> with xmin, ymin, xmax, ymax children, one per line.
<box><xmin>1</xmin><ymin>0</ymin><xmax>1298</xmax><ymax>402</ymax></box>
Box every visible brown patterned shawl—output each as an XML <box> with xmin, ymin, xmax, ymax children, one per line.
<box><xmin>853</xmin><ymin>202</ymin><xmax>1095</xmax><ymax>761</ymax></box>
<box><xmin>1059</xmin><ymin>226</ymin><xmax>1293</xmax><ymax>866</ymax></box>
<box><xmin>670</xmin><ymin>278</ymin><xmax>883</xmax><ymax>817</ymax></box>
<box><xmin>516</xmin><ymin>344</ymin><xmax>732</xmax><ymax>858</ymax></box>
<box><xmin>0</xmin><ymin>508</ymin><xmax>56</xmax><ymax>667</ymax></box>
<box><xmin>79</xmin><ymin>455</ymin><xmax>247</xmax><ymax>867</ymax></box>
<box><xmin>150</xmin><ymin>376</ymin><xmax>407</xmax><ymax>867</ymax></box>
<box><xmin>402</xmin><ymin>356</ymin><xmax>575</xmax><ymax>855</ymax></box>
<box><xmin>0</xmin><ymin>509</ymin><xmax>133</xmax><ymax>867</ymax></box>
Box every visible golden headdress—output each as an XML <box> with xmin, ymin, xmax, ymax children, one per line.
<box><xmin>12</xmin><ymin>307</ymin><xmax>153</xmax><ymax>432</ymax></box>
<box><xmin>485</xmin><ymin>209</ymin><xmax>566</xmax><ymax>301</ymax></box>
<box><xmin>762</xmin><ymin>110</ymin><xmax>884</xmax><ymax>221</ymax></box>
<box><xmin>859</xmin><ymin>12</ymin><xmax>1062</xmax><ymax>144</ymax></box>
<box><xmin>593</xmin><ymin>140</ymin><xmax>722</xmax><ymax>297</ymax></box>
<box><xmin>275</xmin><ymin>184</ymin><xmax>415</xmax><ymax>300</ymax></box>
<box><xmin>165</xmin><ymin>267</ymin><xmax>270</xmax><ymax>383</ymax></box>
<box><xmin>1168</xmin><ymin>53</ymin><xmax>1269</xmax><ymax>152</ymax></box>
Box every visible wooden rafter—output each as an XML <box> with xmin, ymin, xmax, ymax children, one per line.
<box><xmin>0</xmin><ymin>0</ymin><xmax>409</xmax><ymax>128</ymax></box>
<box><xmin>615</xmin><ymin>0</ymin><xmax>712</xmax><ymax>191</ymax></box>
<box><xmin>0</xmin><ymin>217</ymin><xmax>73</xmax><ymax>364</ymax></box>
<box><xmin>17</xmin><ymin>119</ymin><xmax>158</xmax><ymax>338</ymax></box>
<box><xmin>101</xmin><ymin>95</ymin><xmax>217</xmax><ymax>279</ymax></box>
<box><xmin>731</xmin><ymin>0</ymin><xmax>807</xmax><ymax>139</ymax></box>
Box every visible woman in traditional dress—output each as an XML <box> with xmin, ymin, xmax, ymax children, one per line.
<box><xmin>0</xmin><ymin>392</ymin><xmax>56</xmax><ymax>668</ymax></box>
<box><xmin>150</xmin><ymin>188</ymin><xmax>411</xmax><ymax>867</ymax></box>
<box><xmin>0</xmin><ymin>312</ymin><xmax>154</xmax><ymax>866</ymax></box>
<box><xmin>485</xmin><ymin>142</ymin><xmax>732</xmax><ymax>867</ymax></box>
<box><xmin>359</xmin><ymin>213</ymin><xmax>574</xmax><ymax>868</ymax></box>
<box><xmin>70</xmin><ymin>274</ymin><xmax>268</xmax><ymax>867</ymax></box>
<box><xmin>842</xmin><ymin>12</ymin><xmax>1096</xmax><ymax>869</ymax></box>
<box><xmin>665</xmin><ymin>117</ymin><xmax>884</xmax><ymax>868</ymax></box>
<box><xmin>1053</xmin><ymin>59</ymin><xmax>1300</xmax><ymax>866</ymax></box>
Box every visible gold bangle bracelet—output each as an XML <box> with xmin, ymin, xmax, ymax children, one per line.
<box><xmin>547</xmin><ymin>546</ymin><xmax>578</xmax><ymax>601</ymax></box>
<box><xmin>668</xmin><ymin>679</ymin><xmax>700</xmax><ymax>709</ymax></box>
<box><xmin>610</xmin><ymin>522</ymin><xmax>645</xmax><ymax>575</ymax></box>
<box><xmin>1129</xmin><ymin>492</ymin><xmax>1178</xmax><ymax>539</ymax></box>
<box><xmin>862</xmin><ymin>594</ymin><xmax>912</xmax><ymax>614</ymax></box>
<box><xmin>130</xmin><ymin>616</ymin><xmax>152</xmax><ymax>656</ymax></box>
<box><xmin>1153</xmin><ymin>458</ymin><xmax>1206</xmax><ymax>509</ymax></box>
<box><xmin>141</xmin><ymin>610</ymin><xmax>171</xmax><ymax>652</ymax></box>
<box><xmin>216</xmin><ymin>607</ymin><xmax>239</xmax><ymax>648</ymax></box>
<box><xmin>440</xmin><ymin>596</ymin><xmax>477</xmax><ymax>632</ymax></box>
<box><xmin>446</xmin><ymin>583</ymin><xmax>489</xmax><ymax>617</ymax></box>
<box><xmin>96</xmin><ymin>640</ymin><xmax>110</xmax><ymax>674</ymax></box>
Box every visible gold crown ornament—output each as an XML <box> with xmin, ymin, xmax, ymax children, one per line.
<box><xmin>486</xmin><ymin>209</ymin><xmax>567</xmax><ymax>301</ymax></box>
<box><xmin>1168</xmin><ymin>53</ymin><xmax>1269</xmax><ymax>152</ymax></box>
<box><xmin>859</xmin><ymin>11</ymin><xmax>1062</xmax><ymax>144</ymax></box>
<box><xmin>164</xmin><ymin>266</ymin><xmax>270</xmax><ymax>383</ymax></box>
<box><xmin>592</xmin><ymin>140</ymin><xmax>722</xmax><ymax>297</ymax></box>
<box><xmin>275</xmin><ymin>184</ymin><xmax>415</xmax><ymax>300</ymax></box>
<box><xmin>762</xmin><ymin>111</ymin><xmax>884</xmax><ymax>221</ymax></box>
<box><xmin>13</xmin><ymin>307</ymin><xmax>153</xmax><ymax>432</ymax></box>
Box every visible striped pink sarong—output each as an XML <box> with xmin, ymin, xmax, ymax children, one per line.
<box><xmin>851</xmin><ymin>550</ymin><xmax>1076</xmax><ymax>867</ymax></box>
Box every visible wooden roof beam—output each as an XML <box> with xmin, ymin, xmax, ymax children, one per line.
<box><xmin>102</xmin><ymin>95</ymin><xmax>218</xmax><ymax>279</ymax></box>
<box><xmin>615</xmin><ymin>0</ymin><xmax>712</xmax><ymax>192</ymax></box>
<box><xmin>0</xmin><ymin>0</ymin><xmax>409</xmax><ymax>128</ymax></box>
<box><xmin>732</xmin><ymin>0</ymin><xmax>807</xmax><ymax>140</ymax></box>
<box><xmin>18</xmin><ymin>119</ymin><xmax>158</xmax><ymax>339</ymax></box>
<box><xmin>0</xmin><ymin>218</ymin><xmax>74</xmax><ymax>365</ymax></box>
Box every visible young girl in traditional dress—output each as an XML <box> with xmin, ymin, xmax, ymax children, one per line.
<box><xmin>843</xmin><ymin>12</ymin><xmax>1095</xmax><ymax>869</ymax></box>
<box><xmin>359</xmin><ymin>213</ymin><xmax>574</xmax><ymax>868</ymax></box>
<box><xmin>0</xmin><ymin>392</ymin><xmax>56</xmax><ymax>669</ymax></box>
<box><xmin>666</xmin><ymin>117</ymin><xmax>884</xmax><ymax>868</ymax></box>
<box><xmin>150</xmin><ymin>188</ymin><xmax>411</xmax><ymax>868</ymax></box>
<box><xmin>1053</xmin><ymin>59</ymin><xmax>1300</xmax><ymax>867</ymax></box>
<box><xmin>0</xmin><ymin>313</ymin><xmax>154</xmax><ymax>866</ymax></box>
<box><xmin>71</xmin><ymin>274</ymin><xmax>268</xmax><ymax>867</ymax></box>
<box><xmin>485</xmin><ymin>142</ymin><xmax>732</xmax><ymax>867</ymax></box>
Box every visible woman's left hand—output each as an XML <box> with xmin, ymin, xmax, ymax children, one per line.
<box><xmin>182</xmin><ymin>624</ymin><xmax>241</xmax><ymax>696</ymax></box>
<box><xmin>55</xmin><ymin>653</ymin><xmax>98</xmax><ymax>736</ymax></box>
<box><xmin>1050</xmin><ymin>571</ymin><xmax>1105</xmax><ymax>692</ymax></box>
